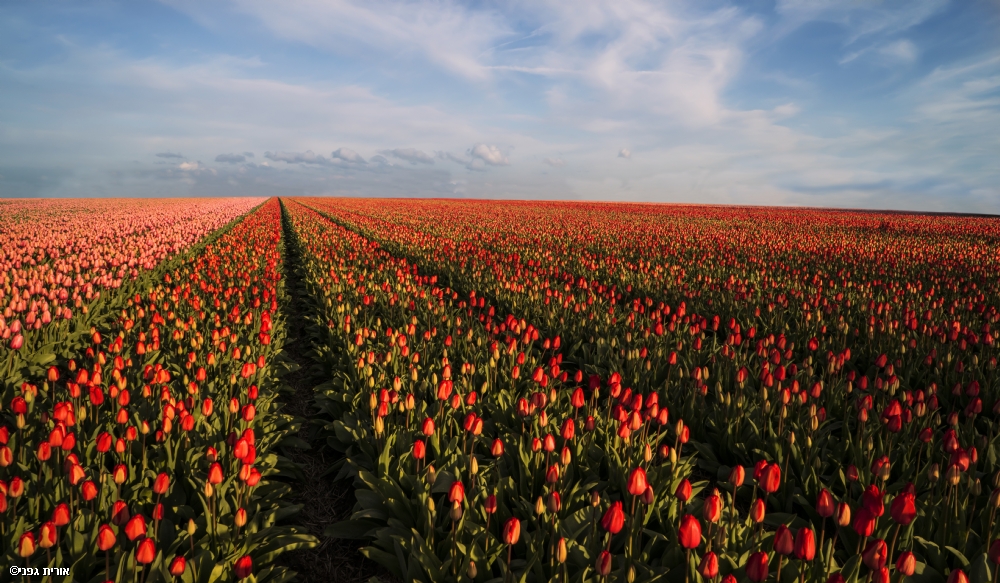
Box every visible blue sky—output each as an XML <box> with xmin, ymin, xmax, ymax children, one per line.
<box><xmin>1</xmin><ymin>0</ymin><xmax>998</xmax><ymax>212</ymax></box>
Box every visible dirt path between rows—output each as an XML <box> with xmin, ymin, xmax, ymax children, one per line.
<box><xmin>275</xmin><ymin>200</ymin><xmax>395</xmax><ymax>583</ymax></box>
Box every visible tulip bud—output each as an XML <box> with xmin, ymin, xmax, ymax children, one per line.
<box><xmin>169</xmin><ymin>556</ymin><xmax>187</xmax><ymax>576</ymax></box>
<box><xmin>947</xmin><ymin>464</ymin><xmax>961</xmax><ymax>486</ymax></box>
<box><xmin>548</xmin><ymin>491</ymin><xmax>562</xmax><ymax>514</ymax></box>
<box><xmin>503</xmin><ymin>517</ymin><xmax>521</xmax><ymax>545</ymax></box>
<box><xmin>557</xmin><ymin>538</ymin><xmax>567</xmax><ymax>563</ymax></box>
<box><xmin>896</xmin><ymin>551</ymin><xmax>916</xmax><ymax>576</ymax></box>
<box><xmin>826</xmin><ymin>502</ymin><xmax>848</xmax><ymax>529</ymax></box>
<box><xmin>596</xmin><ymin>550</ymin><xmax>612</xmax><ymax>576</ymax></box>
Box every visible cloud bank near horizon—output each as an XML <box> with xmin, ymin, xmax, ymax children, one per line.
<box><xmin>0</xmin><ymin>0</ymin><xmax>998</xmax><ymax>212</ymax></box>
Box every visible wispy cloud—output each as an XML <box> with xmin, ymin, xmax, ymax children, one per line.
<box><xmin>383</xmin><ymin>148</ymin><xmax>435</xmax><ymax>164</ymax></box>
<box><xmin>264</xmin><ymin>150</ymin><xmax>330</xmax><ymax>165</ymax></box>
<box><xmin>215</xmin><ymin>153</ymin><xmax>246</xmax><ymax>163</ymax></box>
<box><xmin>332</xmin><ymin>148</ymin><xmax>366</xmax><ymax>164</ymax></box>
<box><xmin>1</xmin><ymin>0</ymin><xmax>996</xmax><ymax>210</ymax></box>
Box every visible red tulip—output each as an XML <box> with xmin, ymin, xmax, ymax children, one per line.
<box><xmin>546</xmin><ymin>464</ymin><xmax>560</xmax><ymax>484</ymax></box>
<box><xmin>862</xmin><ymin>484</ymin><xmax>884</xmax><ymax>517</ymax></box>
<box><xmin>751</xmin><ymin>498</ymin><xmax>766</xmax><ymax>523</ymax></box>
<box><xmin>862</xmin><ymin>539</ymin><xmax>888</xmax><ymax>570</ymax></box>
<box><xmin>872</xmin><ymin>567</ymin><xmax>890</xmax><ymax>583</ymax></box>
<box><xmin>208</xmin><ymin>463</ymin><xmax>224</xmax><ymax>485</ymax></box>
<box><xmin>485</xmin><ymin>494</ymin><xmax>497</xmax><ymax>514</ymax></box>
<box><xmin>421</xmin><ymin>417</ymin><xmax>435</xmax><ymax>436</ymax></box>
<box><xmin>82</xmin><ymin>480</ymin><xmax>98</xmax><ymax>501</ymax></box>
<box><xmin>135</xmin><ymin>538</ymin><xmax>156</xmax><ymax>564</ymax></box>
<box><xmin>154</xmin><ymin>473</ymin><xmax>170</xmax><ymax>495</ymax></box>
<box><xmin>491</xmin><ymin>438</ymin><xmax>504</xmax><ymax>457</ymax></box>
<box><xmin>890</xmin><ymin>491</ymin><xmax>916</xmax><ymax>525</ymax></box>
<box><xmin>96</xmin><ymin>432</ymin><xmax>112</xmax><ymax>453</ymax></box>
<box><xmin>773</xmin><ymin>524</ymin><xmax>794</xmax><ymax>555</ymax></box>
<box><xmin>698</xmin><ymin>551</ymin><xmax>719</xmax><ymax>579</ymax></box>
<box><xmin>678</xmin><ymin>514</ymin><xmax>702</xmax><ymax>549</ymax></box>
<box><xmin>760</xmin><ymin>462</ymin><xmax>781</xmax><ymax>493</ymax></box>
<box><xmin>503</xmin><ymin>517</ymin><xmax>521</xmax><ymax>544</ymax></box>
<box><xmin>125</xmin><ymin>514</ymin><xmax>147</xmax><ymax>541</ymax></box>
<box><xmin>601</xmin><ymin>501</ymin><xmax>625</xmax><ymax>534</ymax></box>
<box><xmin>111</xmin><ymin>500</ymin><xmax>130</xmax><ymax>525</ymax></box>
<box><xmin>948</xmin><ymin>570</ymin><xmax>969</xmax><ymax>583</ymax></box>
<box><xmin>169</xmin><ymin>556</ymin><xmax>187</xmax><ymax>576</ymax></box>
<box><xmin>728</xmin><ymin>465</ymin><xmax>745</xmax><ymax>488</ymax></box>
<box><xmin>675</xmin><ymin>479</ymin><xmax>692</xmax><ymax>502</ymax></box>
<box><xmin>561</xmin><ymin>418</ymin><xmax>575</xmax><ymax>441</ymax></box>
<box><xmin>896</xmin><ymin>551</ymin><xmax>916</xmax><ymax>576</ymax></box>
<box><xmin>627</xmin><ymin>467</ymin><xmax>648</xmax><ymax>496</ymax></box>
<box><xmin>816</xmin><ymin>488</ymin><xmax>835</xmax><ymax>518</ymax></box>
<box><xmin>413</xmin><ymin>439</ymin><xmax>426</xmax><ymax>460</ymax></box>
<box><xmin>234</xmin><ymin>555</ymin><xmax>253</xmax><ymax>579</ymax></box>
<box><xmin>52</xmin><ymin>503</ymin><xmax>71</xmax><ymax>526</ymax></box>
<box><xmin>794</xmin><ymin>527</ymin><xmax>815</xmax><ymax>561</ymax></box>
<box><xmin>853</xmin><ymin>507</ymin><xmax>875</xmax><ymax>537</ymax></box>
<box><xmin>97</xmin><ymin>524</ymin><xmax>117</xmax><ymax>550</ymax></box>
<box><xmin>448</xmin><ymin>481</ymin><xmax>465</xmax><ymax>504</ymax></box>
<box><xmin>703</xmin><ymin>490</ymin><xmax>722</xmax><ymax>523</ymax></box>
<box><xmin>746</xmin><ymin>551</ymin><xmax>769</xmax><ymax>582</ymax></box>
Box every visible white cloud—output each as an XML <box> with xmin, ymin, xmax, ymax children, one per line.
<box><xmin>469</xmin><ymin>144</ymin><xmax>509</xmax><ymax>166</ymax></box>
<box><xmin>543</xmin><ymin>157</ymin><xmax>565</xmax><ymax>167</ymax></box>
<box><xmin>384</xmin><ymin>148</ymin><xmax>434</xmax><ymax>164</ymax></box>
<box><xmin>618</xmin><ymin>148</ymin><xmax>631</xmax><ymax>159</ymax></box>
<box><xmin>332</xmin><ymin>148</ymin><xmax>366</xmax><ymax>164</ymax></box>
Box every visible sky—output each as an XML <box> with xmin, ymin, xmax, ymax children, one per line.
<box><xmin>1</xmin><ymin>0</ymin><xmax>998</xmax><ymax>213</ymax></box>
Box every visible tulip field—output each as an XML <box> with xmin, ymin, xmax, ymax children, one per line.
<box><xmin>2</xmin><ymin>198</ymin><xmax>1000</xmax><ymax>583</ymax></box>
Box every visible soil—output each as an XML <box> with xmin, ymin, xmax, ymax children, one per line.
<box><xmin>275</xmin><ymin>201</ymin><xmax>399</xmax><ymax>583</ymax></box>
